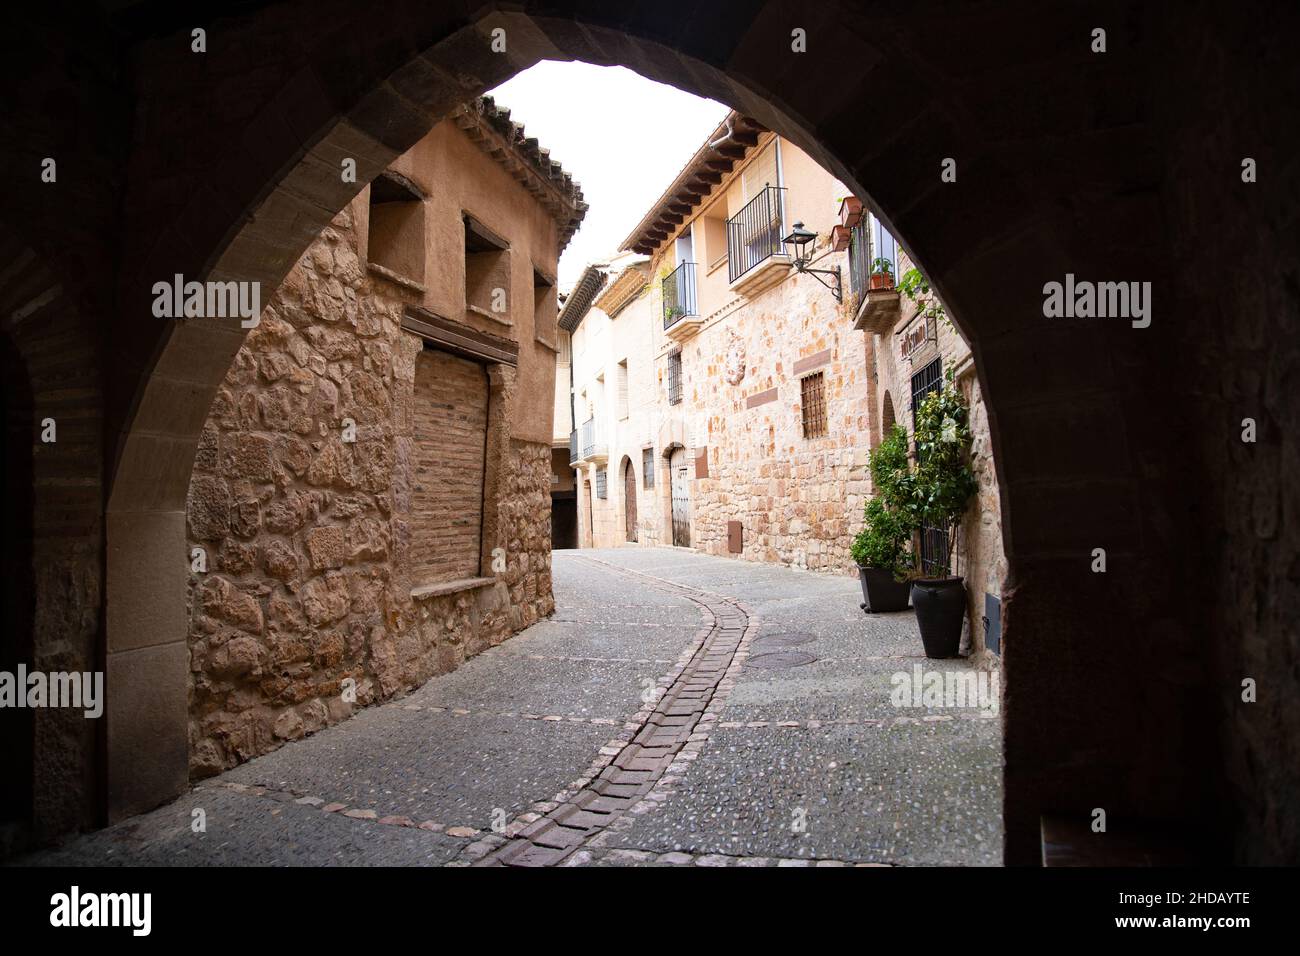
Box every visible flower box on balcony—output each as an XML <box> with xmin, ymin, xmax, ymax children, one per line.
<box><xmin>830</xmin><ymin>224</ymin><xmax>851</xmax><ymax>252</ymax></box>
<box><xmin>838</xmin><ymin>196</ymin><xmax>863</xmax><ymax>229</ymax></box>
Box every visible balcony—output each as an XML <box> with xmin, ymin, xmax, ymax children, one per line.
<box><xmin>568</xmin><ymin>429</ymin><xmax>578</xmax><ymax>466</ymax></box>
<box><xmin>662</xmin><ymin>260</ymin><xmax>702</xmax><ymax>341</ymax></box>
<box><xmin>579</xmin><ymin>417</ymin><xmax>607</xmax><ymax>464</ymax></box>
<box><xmin>848</xmin><ymin>215</ymin><xmax>901</xmax><ymax>334</ymax></box>
<box><xmin>727</xmin><ymin>185</ymin><xmax>790</xmax><ymax>298</ymax></box>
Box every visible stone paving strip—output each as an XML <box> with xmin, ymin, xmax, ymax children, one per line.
<box><xmin>471</xmin><ymin>556</ymin><xmax>760</xmax><ymax>867</ymax></box>
<box><xmin>562</xmin><ymin>847</ymin><xmax>892</xmax><ymax>867</ymax></box>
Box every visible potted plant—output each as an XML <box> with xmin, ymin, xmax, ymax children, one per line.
<box><xmin>830</xmin><ymin>224</ymin><xmax>851</xmax><ymax>251</ymax></box>
<box><xmin>850</xmin><ymin>424</ymin><xmax>914</xmax><ymax>612</ymax></box>
<box><xmin>902</xmin><ymin>371</ymin><xmax>979</xmax><ymax>658</ymax></box>
<box><xmin>838</xmin><ymin>195</ymin><xmax>863</xmax><ymax>228</ymax></box>
<box><xmin>870</xmin><ymin>257</ymin><xmax>894</xmax><ymax>290</ymax></box>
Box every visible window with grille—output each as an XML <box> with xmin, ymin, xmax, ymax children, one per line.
<box><xmin>642</xmin><ymin>447</ymin><xmax>655</xmax><ymax>488</ymax></box>
<box><xmin>800</xmin><ymin>372</ymin><xmax>827</xmax><ymax>439</ymax></box>
<box><xmin>595</xmin><ymin>468</ymin><xmax>607</xmax><ymax>499</ymax></box>
<box><xmin>909</xmin><ymin>357</ymin><xmax>948</xmax><ymax>575</ymax></box>
<box><xmin>667</xmin><ymin>351</ymin><xmax>682</xmax><ymax>405</ymax></box>
<box><xmin>910</xmin><ymin>357</ymin><xmax>943</xmax><ymax>426</ymax></box>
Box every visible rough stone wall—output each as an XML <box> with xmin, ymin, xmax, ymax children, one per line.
<box><xmin>1158</xmin><ymin>0</ymin><xmax>1300</xmax><ymax>863</ymax></box>
<box><xmin>665</xmin><ymin>264</ymin><xmax>872</xmax><ymax>573</ymax></box>
<box><xmin>184</xmin><ymin>204</ymin><xmax>552</xmax><ymax>777</ymax></box>
<box><xmin>871</xmin><ymin>246</ymin><xmax>1006</xmax><ymax>657</ymax></box>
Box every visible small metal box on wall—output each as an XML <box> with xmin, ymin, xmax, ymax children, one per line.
<box><xmin>983</xmin><ymin>592</ymin><xmax>1001</xmax><ymax>654</ymax></box>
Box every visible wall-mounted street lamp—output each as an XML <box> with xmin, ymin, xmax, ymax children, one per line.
<box><xmin>781</xmin><ymin>221</ymin><xmax>843</xmax><ymax>303</ymax></box>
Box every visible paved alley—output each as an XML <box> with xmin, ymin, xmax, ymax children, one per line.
<box><xmin>16</xmin><ymin>549</ymin><xmax>1001</xmax><ymax>867</ymax></box>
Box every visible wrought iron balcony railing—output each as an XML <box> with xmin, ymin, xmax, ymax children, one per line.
<box><xmin>727</xmin><ymin>185</ymin><xmax>786</xmax><ymax>282</ymax></box>
<box><xmin>569</xmin><ymin>428</ymin><xmax>578</xmax><ymax>465</ymax></box>
<box><xmin>580</xmin><ymin>417</ymin><xmax>606</xmax><ymax>460</ymax></box>
<box><xmin>848</xmin><ymin>214</ymin><xmax>873</xmax><ymax>310</ymax></box>
<box><xmin>662</xmin><ymin>261</ymin><xmax>698</xmax><ymax>330</ymax></box>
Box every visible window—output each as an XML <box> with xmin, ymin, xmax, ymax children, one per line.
<box><xmin>367</xmin><ymin>170</ymin><xmax>426</xmax><ymax>285</ymax></box>
<box><xmin>909</xmin><ymin>358</ymin><xmax>948</xmax><ymax>575</ymax></box>
<box><xmin>910</xmin><ymin>357</ymin><xmax>943</xmax><ymax>427</ymax></box>
<box><xmin>464</xmin><ymin>215</ymin><xmax>511</xmax><ymax>322</ymax></box>
<box><xmin>595</xmin><ymin>468</ymin><xmax>607</xmax><ymax>499</ymax></box>
<box><xmin>871</xmin><ymin>214</ymin><xmax>899</xmax><ymax>280</ymax></box>
<box><xmin>533</xmin><ymin>267</ymin><xmax>556</xmax><ymax>345</ymax></box>
<box><xmin>847</xmin><ymin>214</ymin><xmax>872</xmax><ymax>306</ymax></box>
<box><xmin>616</xmin><ymin>360</ymin><xmax>629</xmax><ymax>420</ymax></box>
<box><xmin>642</xmin><ymin>447</ymin><xmax>655</xmax><ymax>489</ymax></box>
<box><xmin>800</xmin><ymin>372</ymin><xmax>827</xmax><ymax>439</ymax></box>
<box><xmin>700</xmin><ymin>210</ymin><xmax>728</xmax><ymax>272</ymax></box>
<box><xmin>667</xmin><ymin>351</ymin><xmax>682</xmax><ymax>405</ymax></box>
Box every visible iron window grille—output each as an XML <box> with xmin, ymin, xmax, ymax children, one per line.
<box><xmin>667</xmin><ymin>351</ymin><xmax>683</xmax><ymax>405</ymax></box>
<box><xmin>662</xmin><ymin>261</ymin><xmax>698</xmax><ymax>330</ymax></box>
<box><xmin>569</xmin><ymin>428</ymin><xmax>578</xmax><ymax>465</ymax></box>
<box><xmin>595</xmin><ymin>468</ymin><xmax>607</xmax><ymax>499</ymax></box>
<box><xmin>643</xmin><ymin>447</ymin><xmax>655</xmax><ymax>488</ymax></box>
<box><xmin>727</xmin><ymin>185</ymin><xmax>787</xmax><ymax>282</ymax></box>
<box><xmin>910</xmin><ymin>357</ymin><xmax>949</xmax><ymax>576</ymax></box>
<box><xmin>800</xmin><ymin>372</ymin><xmax>827</xmax><ymax>439</ymax></box>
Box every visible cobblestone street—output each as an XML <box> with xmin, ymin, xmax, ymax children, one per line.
<box><xmin>16</xmin><ymin>549</ymin><xmax>1002</xmax><ymax>867</ymax></box>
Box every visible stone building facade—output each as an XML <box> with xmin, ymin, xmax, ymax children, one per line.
<box><xmin>567</xmin><ymin>111</ymin><xmax>1004</xmax><ymax>653</ymax></box>
<box><xmin>183</xmin><ymin>97</ymin><xmax>584</xmax><ymax>777</ymax></box>
<box><xmin>855</xmin><ymin>240</ymin><xmax>1007</xmax><ymax>658</ymax></box>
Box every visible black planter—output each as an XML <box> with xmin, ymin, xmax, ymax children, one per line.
<box><xmin>911</xmin><ymin>577</ymin><xmax>966</xmax><ymax>658</ymax></box>
<box><xmin>857</xmin><ymin>565</ymin><xmax>911</xmax><ymax>613</ymax></box>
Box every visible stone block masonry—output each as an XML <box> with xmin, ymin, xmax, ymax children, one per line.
<box><xmin>185</xmin><ymin>203</ymin><xmax>554</xmax><ymax>778</ymax></box>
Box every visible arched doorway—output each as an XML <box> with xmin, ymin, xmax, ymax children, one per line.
<box><xmin>0</xmin><ymin>332</ymin><xmax>34</xmax><ymax>844</ymax></box>
<box><xmin>622</xmin><ymin>457</ymin><xmax>637</xmax><ymax>543</ymax></box>
<box><xmin>668</xmin><ymin>446</ymin><xmax>691</xmax><ymax>548</ymax></box>
<box><xmin>58</xmin><ymin>0</ymin><xmax>1295</xmax><ymax>863</ymax></box>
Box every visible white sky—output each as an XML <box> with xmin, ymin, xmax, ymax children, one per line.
<box><xmin>489</xmin><ymin>61</ymin><xmax>729</xmax><ymax>292</ymax></box>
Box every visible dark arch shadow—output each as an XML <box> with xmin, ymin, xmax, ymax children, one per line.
<box><xmin>99</xmin><ymin>3</ymin><xmax>1234</xmax><ymax>864</ymax></box>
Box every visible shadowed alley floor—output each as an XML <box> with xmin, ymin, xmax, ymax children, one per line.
<box><xmin>15</xmin><ymin>549</ymin><xmax>1002</xmax><ymax>866</ymax></box>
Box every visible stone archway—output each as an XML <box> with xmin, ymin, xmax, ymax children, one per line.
<box><xmin>5</xmin><ymin>0</ymin><xmax>1290</xmax><ymax>862</ymax></box>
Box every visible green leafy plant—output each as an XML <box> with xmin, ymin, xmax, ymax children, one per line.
<box><xmin>899</xmin><ymin>266</ymin><xmax>952</xmax><ymax>331</ymax></box>
<box><xmin>870</xmin><ymin>257</ymin><xmax>894</xmax><ymax>276</ymax></box>
<box><xmin>851</xmin><ymin>424</ymin><xmax>915</xmax><ymax>579</ymax></box>
<box><xmin>903</xmin><ymin>369</ymin><xmax>978</xmax><ymax>578</ymax></box>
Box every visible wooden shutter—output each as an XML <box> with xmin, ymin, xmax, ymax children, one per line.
<box><xmin>741</xmin><ymin>141</ymin><xmax>779</xmax><ymax>200</ymax></box>
<box><xmin>410</xmin><ymin>348</ymin><xmax>490</xmax><ymax>583</ymax></box>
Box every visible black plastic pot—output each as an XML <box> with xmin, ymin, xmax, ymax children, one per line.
<box><xmin>911</xmin><ymin>577</ymin><xmax>966</xmax><ymax>658</ymax></box>
<box><xmin>857</xmin><ymin>565</ymin><xmax>912</xmax><ymax>613</ymax></box>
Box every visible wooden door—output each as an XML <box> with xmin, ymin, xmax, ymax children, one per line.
<box><xmin>669</xmin><ymin>447</ymin><xmax>691</xmax><ymax>548</ymax></box>
<box><xmin>584</xmin><ymin>480</ymin><xmax>593</xmax><ymax>547</ymax></box>
<box><xmin>624</xmin><ymin>460</ymin><xmax>638</xmax><ymax>542</ymax></box>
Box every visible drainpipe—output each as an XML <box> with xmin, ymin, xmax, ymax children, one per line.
<box><xmin>707</xmin><ymin>116</ymin><xmax>735</xmax><ymax>149</ymax></box>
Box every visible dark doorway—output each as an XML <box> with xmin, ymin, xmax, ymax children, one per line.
<box><xmin>0</xmin><ymin>332</ymin><xmax>34</xmax><ymax>840</ymax></box>
<box><xmin>551</xmin><ymin>491</ymin><xmax>577</xmax><ymax>550</ymax></box>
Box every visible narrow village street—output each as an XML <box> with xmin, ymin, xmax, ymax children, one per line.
<box><xmin>17</xmin><ymin>550</ymin><xmax>1000</xmax><ymax>867</ymax></box>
